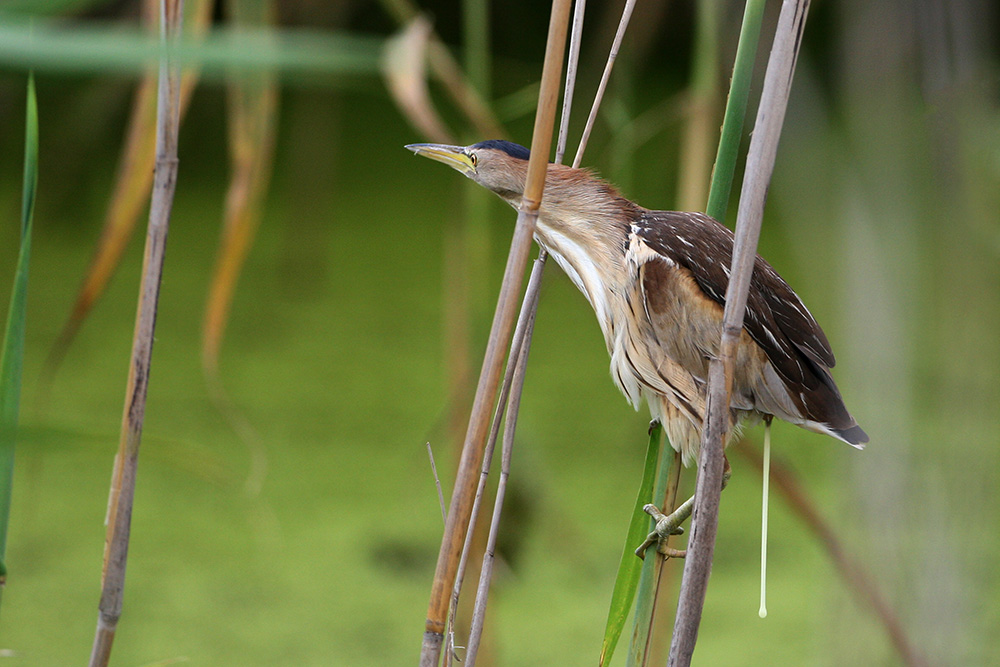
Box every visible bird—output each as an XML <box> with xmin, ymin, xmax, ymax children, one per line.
<box><xmin>406</xmin><ymin>139</ymin><xmax>868</xmax><ymax>473</ymax></box>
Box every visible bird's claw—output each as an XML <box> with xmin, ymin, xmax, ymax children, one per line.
<box><xmin>645</xmin><ymin>503</ymin><xmax>685</xmax><ymax>536</ymax></box>
<box><xmin>632</xmin><ymin>456</ymin><xmax>727</xmax><ymax>560</ymax></box>
<box><xmin>634</xmin><ymin>498</ymin><xmax>694</xmax><ymax>560</ymax></box>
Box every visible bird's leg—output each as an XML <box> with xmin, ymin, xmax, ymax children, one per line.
<box><xmin>635</xmin><ymin>456</ymin><xmax>732</xmax><ymax>560</ymax></box>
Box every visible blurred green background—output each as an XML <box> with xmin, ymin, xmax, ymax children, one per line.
<box><xmin>0</xmin><ymin>0</ymin><xmax>998</xmax><ymax>665</ymax></box>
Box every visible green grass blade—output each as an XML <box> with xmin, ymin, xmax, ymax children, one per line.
<box><xmin>0</xmin><ymin>72</ymin><xmax>39</xmax><ymax>580</ymax></box>
<box><xmin>0</xmin><ymin>21</ymin><xmax>383</xmax><ymax>79</ymax></box>
<box><xmin>599</xmin><ymin>422</ymin><xmax>662</xmax><ymax>667</ymax></box>
<box><xmin>705</xmin><ymin>0</ymin><xmax>766</xmax><ymax>223</ymax></box>
<box><xmin>626</xmin><ymin>434</ymin><xmax>676</xmax><ymax>667</ymax></box>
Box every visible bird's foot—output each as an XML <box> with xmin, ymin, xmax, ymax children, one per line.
<box><xmin>635</xmin><ymin>495</ymin><xmax>694</xmax><ymax>560</ymax></box>
<box><xmin>633</xmin><ymin>455</ymin><xmax>733</xmax><ymax>560</ymax></box>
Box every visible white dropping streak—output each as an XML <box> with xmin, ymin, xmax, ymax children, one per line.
<box><xmin>759</xmin><ymin>420</ymin><xmax>772</xmax><ymax>619</ymax></box>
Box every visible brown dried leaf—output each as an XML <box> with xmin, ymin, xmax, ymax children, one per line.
<box><xmin>201</xmin><ymin>0</ymin><xmax>280</xmax><ymax>376</ymax></box>
<box><xmin>382</xmin><ymin>16</ymin><xmax>454</xmax><ymax>144</ymax></box>
<box><xmin>45</xmin><ymin>0</ymin><xmax>213</xmax><ymax>378</ymax></box>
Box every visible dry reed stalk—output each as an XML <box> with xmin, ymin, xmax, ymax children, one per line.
<box><xmin>419</xmin><ymin>2</ymin><xmax>573</xmax><ymax>664</ymax></box>
<box><xmin>89</xmin><ymin>0</ymin><xmax>184</xmax><ymax>664</ymax></box>
<box><xmin>443</xmin><ymin>2</ymin><xmax>589</xmax><ymax>658</ymax></box>
<box><xmin>667</xmin><ymin>1</ymin><xmax>812</xmax><ymax>665</ymax></box>
<box><xmin>464</xmin><ymin>264</ymin><xmax>541</xmax><ymax>666</ymax></box>
<box><xmin>573</xmin><ymin>0</ymin><xmax>636</xmax><ymax>168</ymax></box>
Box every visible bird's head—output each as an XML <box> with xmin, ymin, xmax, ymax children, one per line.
<box><xmin>405</xmin><ymin>140</ymin><xmax>532</xmax><ymax>207</ymax></box>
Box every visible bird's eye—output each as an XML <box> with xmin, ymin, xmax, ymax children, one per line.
<box><xmin>468</xmin><ymin>152</ymin><xmax>478</xmax><ymax>167</ymax></box>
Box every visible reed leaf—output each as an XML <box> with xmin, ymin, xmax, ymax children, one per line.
<box><xmin>626</xmin><ymin>440</ymin><xmax>678</xmax><ymax>667</ymax></box>
<box><xmin>599</xmin><ymin>422</ymin><xmax>661</xmax><ymax>667</ymax></box>
<box><xmin>0</xmin><ymin>73</ymin><xmax>38</xmax><ymax>590</ymax></box>
<box><xmin>705</xmin><ymin>0</ymin><xmax>766</xmax><ymax>224</ymax></box>
<box><xmin>378</xmin><ymin>0</ymin><xmax>504</xmax><ymax>138</ymax></box>
<box><xmin>382</xmin><ymin>16</ymin><xmax>455</xmax><ymax>144</ymax></box>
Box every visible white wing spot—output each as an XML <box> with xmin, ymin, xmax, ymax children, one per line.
<box><xmin>763</xmin><ymin>325</ymin><xmax>781</xmax><ymax>350</ymax></box>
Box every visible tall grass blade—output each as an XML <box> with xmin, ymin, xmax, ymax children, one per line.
<box><xmin>627</xmin><ymin>435</ymin><xmax>680</xmax><ymax>667</ymax></box>
<box><xmin>705</xmin><ymin>0</ymin><xmax>766</xmax><ymax>223</ymax></box>
<box><xmin>598</xmin><ymin>423</ymin><xmax>660</xmax><ymax>667</ymax></box>
<box><xmin>0</xmin><ymin>72</ymin><xmax>39</xmax><ymax>591</ymax></box>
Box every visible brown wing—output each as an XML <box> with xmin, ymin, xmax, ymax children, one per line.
<box><xmin>634</xmin><ymin>210</ymin><xmax>867</xmax><ymax>443</ymax></box>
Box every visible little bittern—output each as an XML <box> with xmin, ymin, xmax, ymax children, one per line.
<box><xmin>407</xmin><ymin>140</ymin><xmax>868</xmax><ymax>468</ymax></box>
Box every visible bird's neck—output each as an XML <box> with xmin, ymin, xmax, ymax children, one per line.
<box><xmin>528</xmin><ymin>167</ymin><xmax>638</xmax><ymax>341</ymax></box>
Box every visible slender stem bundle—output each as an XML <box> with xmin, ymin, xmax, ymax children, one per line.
<box><xmin>453</xmin><ymin>2</ymin><xmax>590</xmax><ymax>655</ymax></box>
<box><xmin>442</xmin><ymin>255</ymin><xmax>546</xmax><ymax>663</ymax></box>
<box><xmin>464</xmin><ymin>267</ymin><xmax>540</xmax><ymax>665</ymax></box>
<box><xmin>668</xmin><ymin>2</ymin><xmax>812</xmax><ymax>665</ymax></box>
<box><xmin>418</xmin><ymin>3</ymin><xmax>572</xmax><ymax>665</ymax></box>
<box><xmin>573</xmin><ymin>0</ymin><xmax>636</xmax><ymax>169</ymax></box>
<box><xmin>89</xmin><ymin>1</ymin><xmax>184</xmax><ymax>664</ymax></box>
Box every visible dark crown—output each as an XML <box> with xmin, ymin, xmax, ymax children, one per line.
<box><xmin>471</xmin><ymin>140</ymin><xmax>531</xmax><ymax>161</ymax></box>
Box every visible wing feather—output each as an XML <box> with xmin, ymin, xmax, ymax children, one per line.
<box><xmin>633</xmin><ymin>210</ymin><xmax>866</xmax><ymax>443</ymax></box>
<box><xmin>634</xmin><ymin>210</ymin><xmax>833</xmax><ymax>386</ymax></box>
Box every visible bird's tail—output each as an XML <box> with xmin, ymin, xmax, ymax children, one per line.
<box><xmin>831</xmin><ymin>422</ymin><xmax>869</xmax><ymax>448</ymax></box>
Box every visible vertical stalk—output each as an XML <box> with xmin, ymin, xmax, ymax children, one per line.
<box><xmin>556</xmin><ymin>0</ymin><xmax>587</xmax><ymax>164</ymax></box>
<box><xmin>419</xmin><ymin>2</ymin><xmax>572</xmax><ymax>664</ymax></box>
<box><xmin>573</xmin><ymin>0</ymin><xmax>637</xmax><ymax>169</ymax></box>
<box><xmin>705</xmin><ymin>0</ymin><xmax>767</xmax><ymax>223</ymax></box>
<box><xmin>464</xmin><ymin>268</ymin><xmax>540</xmax><ymax>666</ymax></box>
<box><xmin>89</xmin><ymin>1</ymin><xmax>184</xmax><ymax>664</ymax></box>
<box><xmin>463</xmin><ymin>0</ymin><xmax>490</xmax><ymax>98</ymax></box>
<box><xmin>456</xmin><ymin>0</ymin><xmax>493</xmax><ymax>446</ymax></box>
<box><xmin>668</xmin><ymin>2</ymin><xmax>811</xmax><ymax>665</ymax></box>
<box><xmin>461</xmin><ymin>0</ymin><xmax>492</xmax><ymax>322</ymax></box>
<box><xmin>674</xmin><ymin>0</ymin><xmax>719</xmax><ymax>212</ymax></box>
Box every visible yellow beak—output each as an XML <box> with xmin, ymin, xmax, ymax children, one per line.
<box><xmin>405</xmin><ymin>143</ymin><xmax>476</xmax><ymax>176</ymax></box>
